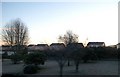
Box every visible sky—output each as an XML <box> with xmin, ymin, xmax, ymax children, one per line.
<box><xmin>0</xmin><ymin>0</ymin><xmax>119</xmax><ymax>46</ymax></box>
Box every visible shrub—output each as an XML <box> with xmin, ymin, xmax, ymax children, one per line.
<box><xmin>10</xmin><ymin>53</ymin><xmax>22</xmax><ymax>64</ymax></box>
<box><xmin>2</xmin><ymin>52</ymin><xmax>9</xmax><ymax>59</ymax></box>
<box><xmin>82</xmin><ymin>48</ymin><xmax>98</xmax><ymax>63</ymax></box>
<box><xmin>23</xmin><ymin>65</ymin><xmax>38</xmax><ymax>74</ymax></box>
<box><xmin>105</xmin><ymin>47</ymin><xmax>117</xmax><ymax>58</ymax></box>
<box><xmin>92</xmin><ymin>47</ymin><xmax>106</xmax><ymax>60</ymax></box>
<box><xmin>24</xmin><ymin>52</ymin><xmax>47</xmax><ymax>66</ymax></box>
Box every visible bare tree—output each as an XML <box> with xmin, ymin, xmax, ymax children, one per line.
<box><xmin>71</xmin><ymin>48</ymin><xmax>85</xmax><ymax>72</ymax></box>
<box><xmin>52</xmin><ymin>49</ymin><xmax>67</xmax><ymax>77</ymax></box>
<box><xmin>58</xmin><ymin>30</ymin><xmax>79</xmax><ymax>46</ymax></box>
<box><xmin>2</xmin><ymin>18</ymin><xmax>29</xmax><ymax>53</ymax></box>
<box><xmin>58</xmin><ymin>30</ymin><xmax>79</xmax><ymax>66</ymax></box>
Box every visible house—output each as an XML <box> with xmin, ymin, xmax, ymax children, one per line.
<box><xmin>12</xmin><ymin>45</ymin><xmax>27</xmax><ymax>52</ymax></box>
<box><xmin>2</xmin><ymin>45</ymin><xmax>14</xmax><ymax>55</ymax></box>
<box><xmin>87</xmin><ymin>42</ymin><xmax>105</xmax><ymax>47</ymax></box>
<box><xmin>28</xmin><ymin>44</ymin><xmax>35</xmax><ymax>51</ymax></box>
<box><xmin>50</xmin><ymin>43</ymin><xmax>65</xmax><ymax>51</ymax></box>
<box><xmin>107</xmin><ymin>45</ymin><xmax>117</xmax><ymax>48</ymax></box>
<box><xmin>2</xmin><ymin>45</ymin><xmax>12</xmax><ymax>51</ymax></box>
<box><xmin>67</xmin><ymin>43</ymin><xmax>84</xmax><ymax>49</ymax></box>
<box><xmin>28</xmin><ymin>44</ymin><xmax>49</xmax><ymax>51</ymax></box>
<box><xmin>117</xmin><ymin>43</ymin><xmax>120</xmax><ymax>49</ymax></box>
<box><xmin>35</xmin><ymin>44</ymin><xmax>49</xmax><ymax>51</ymax></box>
<box><xmin>66</xmin><ymin>43</ymin><xmax>84</xmax><ymax>52</ymax></box>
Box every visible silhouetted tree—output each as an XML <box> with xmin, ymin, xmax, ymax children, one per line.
<box><xmin>71</xmin><ymin>48</ymin><xmax>84</xmax><ymax>72</ymax></box>
<box><xmin>2</xmin><ymin>18</ymin><xmax>29</xmax><ymax>53</ymax></box>
<box><xmin>58</xmin><ymin>30</ymin><xmax>79</xmax><ymax>66</ymax></box>
<box><xmin>52</xmin><ymin>49</ymin><xmax>67</xmax><ymax>77</ymax></box>
<box><xmin>58</xmin><ymin>30</ymin><xmax>79</xmax><ymax>45</ymax></box>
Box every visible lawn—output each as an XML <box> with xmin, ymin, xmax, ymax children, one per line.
<box><xmin>2</xmin><ymin>59</ymin><xmax>118</xmax><ymax>76</ymax></box>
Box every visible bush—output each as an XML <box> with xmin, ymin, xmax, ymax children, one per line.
<box><xmin>2</xmin><ymin>52</ymin><xmax>9</xmax><ymax>59</ymax></box>
<box><xmin>105</xmin><ymin>47</ymin><xmax>117</xmax><ymax>58</ymax></box>
<box><xmin>10</xmin><ymin>53</ymin><xmax>22</xmax><ymax>64</ymax></box>
<box><xmin>23</xmin><ymin>65</ymin><xmax>38</xmax><ymax>74</ymax></box>
<box><xmin>82</xmin><ymin>48</ymin><xmax>98</xmax><ymax>63</ymax></box>
<box><xmin>93</xmin><ymin>47</ymin><xmax>106</xmax><ymax>59</ymax></box>
<box><xmin>24</xmin><ymin>52</ymin><xmax>47</xmax><ymax>66</ymax></box>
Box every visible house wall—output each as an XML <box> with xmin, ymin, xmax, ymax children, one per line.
<box><xmin>87</xmin><ymin>43</ymin><xmax>105</xmax><ymax>48</ymax></box>
<box><xmin>50</xmin><ymin>44</ymin><xmax>65</xmax><ymax>51</ymax></box>
<box><xmin>28</xmin><ymin>45</ymin><xmax>49</xmax><ymax>51</ymax></box>
<box><xmin>117</xmin><ymin>44</ymin><xmax>120</xmax><ymax>49</ymax></box>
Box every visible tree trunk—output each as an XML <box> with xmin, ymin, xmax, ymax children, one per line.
<box><xmin>67</xmin><ymin>59</ymin><xmax>70</xmax><ymax>66</ymax></box>
<box><xmin>60</xmin><ymin>65</ymin><xmax>63</xmax><ymax>77</ymax></box>
<box><xmin>75</xmin><ymin>62</ymin><xmax>79</xmax><ymax>72</ymax></box>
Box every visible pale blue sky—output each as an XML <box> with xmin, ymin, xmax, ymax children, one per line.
<box><xmin>1</xmin><ymin>0</ymin><xmax>119</xmax><ymax>46</ymax></box>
